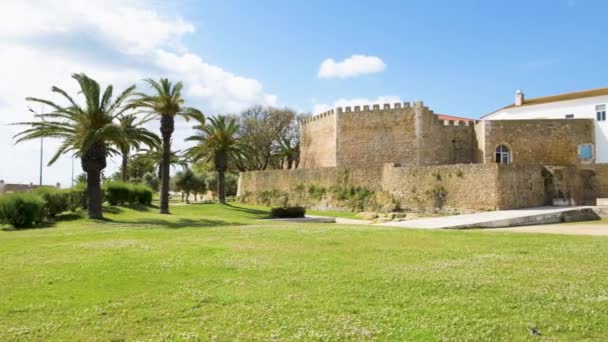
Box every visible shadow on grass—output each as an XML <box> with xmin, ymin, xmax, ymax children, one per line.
<box><xmin>1</xmin><ymin>213</ymin><xmax>81</xmax><ymax>231</ymax></box>
<box><xmin>104</xmin><ymin>217</ymin><xmax>244</xmax><ymax>229</ymax></box>
<box><xmin>222</xmin><ymin>203</ymin><xmax>270</xmax><ymax>218</ymax></box>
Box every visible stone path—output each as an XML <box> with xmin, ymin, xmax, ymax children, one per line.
<box><xmin>376</xmin><ymin>206</ymin><xmax>597</xmax><ymax>229</ymax></box>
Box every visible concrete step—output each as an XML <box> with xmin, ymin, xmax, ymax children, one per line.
<box><xmin>377</xmin><ymin>206</ymin><xmax>601</xmax><ymax>229</ymax></box>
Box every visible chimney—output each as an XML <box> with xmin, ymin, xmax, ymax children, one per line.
<box><xmin>515</xmin><ymin>90</ymin><xmax>524</xmax><ymax>106</ymax></box>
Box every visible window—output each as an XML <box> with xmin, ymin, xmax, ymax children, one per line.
<box><xmin>596</xmin><ymin>104</ymin><xmax>606</xmax><ymax>121</ymax></box>
<box><xmin>495</xmin><ymin>145</ymin><xmax>511</xmax><ymax>164</ymax></box>
<box><xmin>565</xmin><ymin>114</ymin><xmax>574</xmax><ymax>119</ymax></box>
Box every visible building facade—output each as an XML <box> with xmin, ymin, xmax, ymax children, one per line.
<box><xmin>483</xmin><ymin>88</ymin><xmax>608</xmax><ymax>163</ymax></box>
<box><xmin>299</xmin><ymin>100</ymin><xmax>595</xmax><ymax>168</ymax></box>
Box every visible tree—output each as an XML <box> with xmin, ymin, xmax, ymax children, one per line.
<box><xmin>185</xmin><ymin>115</ymin><xmax>244</xmax><ymax>203</ymax></box>
<box><xmin>273</xmin><ymin>136</ymin><xmax>300</xmax><ymax>169</ymax></box>
<box><xmin>174</xmin><ymin>169</ymin><xmax>204</xmax><ymax>203</ymax></box>
<box><xmin>115</xmin><ymin>114</ymin><xmax>160</xmax><ymax>182</ymax></box>
<box><xmin>205</xmin><ymin>172</ymin><xmax>238</xmax><ymax>198</ymax></box>
<box><xmin>135</xmin><ymin>145</ymin><xmax>188</xmax><ymax>179</ymax></box>
<box><xmin>14</xmin><ymin>73</ymin><xmax>134</xmax><ymax>219</ymax></box>
<box><xmin>142</xmin><ymin>172</ymin><xmax>160</xmax><ymax>192</ymax></box>
<box><xmin>235</xmin><ymin>106</ymin><xmax>297</xmax><ymax>171</ymax></box>
<box><xmin>130</xmin><ymin>78</ymin><xmax>203</xmax><ymax>214</ymax></box>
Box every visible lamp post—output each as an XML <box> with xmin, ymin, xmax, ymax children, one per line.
<box><xmin>28</xmin><ymin>105</ymin><xmax>44</xmax><ymax>186</ymax></box>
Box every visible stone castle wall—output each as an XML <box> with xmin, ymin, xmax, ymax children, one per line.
<box><xmin>336</xmin><ymin>103</ymin><xmax>418</xmax><ymax>167</ymax></box>
<box><xmin>380</xmin><ymin>163</ymin><xmax>500</xmax><ymax>211</ymax></box>
<box><xmin>300</xmin><ymin>102</ymin><xmax>476</xmax><ymax>168</ymax></box>
<box><xmin>480</xmin><ymin>119</ymin><xmax>595</xmax><ymax>165</ymax></box>
<box><xmin>299</xmin><ymin>110</ymin><xmax>337</xmax><ymax>168</ymax></box>
<box><xmin>238</xmin><ymin>163</ymin><xmax>560</xmax><ymax>212</ymax></box>
<box><xmin>416</xmin><ymin>104</ymin><xmax>476</xmax><ymax>165</ymax></box>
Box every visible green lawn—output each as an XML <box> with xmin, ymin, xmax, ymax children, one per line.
<box><xmin>1</xmin><ymin>203</ymin><xmax>608</xmax><ymax>340</ymax></box>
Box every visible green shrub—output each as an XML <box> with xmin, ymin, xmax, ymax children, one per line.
<box><xmin>32</xmin><ymin>187</ymin><xmax>68</xmax><ymax>218</ymax></box>
<box><xmin>257</xmin><ymin>190</ymin><xmax>289</xmax><ymax>207</ymax></box>
<box><xmin>131</xmin><ymin>184</ymin><xmax>153</xmax><ymax>205</ymax></box>
<box><xmin>104</xmin><ymin>182</ymin><xmax>153</xmax><ymax>206</ymax></box>
<box><xmin>0</xmin><ymin>193</ymin><xmax>47</xmax><ymax>228</ymax></box>
<box><xmin>67</xmin><ymin>186</ymin><xmax>86</xmax><ymax>211</ymax></box>
<box><xmin>332</xmin><ymin>186</ymin><xmax>374</xmax><ymax>211</ymax></box>
<box><xmin>308</xmin><ymin>185</ymin><xmax>327</xmax><ymax>200</ymax></box>
<box><xmin>270</xmin><ymin>206</ymin><xmax>306</xmax><ymax>218</ymax></box>
<box><xmin>105</xmin><ymin>182</ymin><xmax>130</xmax><ymax>205</ymax></box>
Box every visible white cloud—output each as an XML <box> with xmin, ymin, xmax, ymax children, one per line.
<box><xmin>0</xmin><ymin>0</ymin><xmax>277</xmax><ymax>187</ymax></box>
<box><xmin>312</xmin><ymin>96</ymin><xmax>402</xmax><ymax>115</ymax></box>
<box><xmin>317</xmin><ymin>55</ymin><xmax>386</xmax><ymax>79</ymax></box>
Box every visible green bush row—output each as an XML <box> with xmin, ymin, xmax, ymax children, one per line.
<box><xmin>0</xmin><ymin>193</ymin><xmax>47</xmax><ymax>228</ymax></box>
<box><xmin>104</xmin><ymin>182</ymin><xmax>153</xmax><ymax>206</ymax></box>
<box><xmin>0</xmin><ymin>187</ymin><xmax>88</xmax><ymax>229</ymax></box>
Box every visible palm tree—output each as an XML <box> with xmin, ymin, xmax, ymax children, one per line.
<box><xmin>130</xmin><ymin>78</ymin><xmax>203</xmax><ymax>214</ymax></box>
<box><xmin>273</xmin><ymin>137</ymin><xmax>300</xmax><ymax>169</ymax></box>
<box><xmin>136</xmin><ymin>145</ymin><xmax>189</xmax><ymax>179</ymax></box>
<box><xmin>184</xmin><ymin>115</ymin><xmax>244</xmax><ymax>203</ymax></box>
<box><xmin>14</xmin><ymin>73</ymin><xmax>134</xmax><ymax>219</ymax></box>
<box><xmin>115</xmin><ymin>114</ymin><xmax>160</xmax><ymax>182</ymax></box>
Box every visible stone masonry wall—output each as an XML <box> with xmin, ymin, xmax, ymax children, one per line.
<box><xmin>335</xmin><ymin>103</ymin><xmax>418</xmax><ymax>167</ymax></box>
<box><xmin>299</xmin><ymin>110</ymin><xmax>337</xmax><ymax>168</ymax></box>
<box><xmin>481</xmin><ymin>119</ymin><xmax>595</xmax><ymax>165</ymax></box>
<box><xmin>238</xmin><ymin>163</ymin><xmax>554</xmax><ymax>212</ymax></box>
<box><xmin>380</xmin><ymin>163</ymin><xmax>500</xmax><ymax>211</ymax></box>
<box><xmin>496</xmin><ymin>164</ymin><xmax>546</xmax><ymax>208</ymax></box>
<box><xmin>416</xmin><ymin>104</ymin><xmax>476</xmax><ymax>165</ymax></box>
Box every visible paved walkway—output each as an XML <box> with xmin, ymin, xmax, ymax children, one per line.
<box><xmin>376</xmin><ymin>206</ymin><xmax>595</xmax><ymax>229</ymax></box>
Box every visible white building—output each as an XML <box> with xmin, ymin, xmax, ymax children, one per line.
<box><xmin>483</xmin><ymin>88</ymin><xmax>608</xmax><ymax>163</ymax></box>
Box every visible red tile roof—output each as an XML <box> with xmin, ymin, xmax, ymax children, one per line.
<box><xmin>436</xmin><ymin>114</ymin><xmax>474</xmax><ymax>122</ymax></box>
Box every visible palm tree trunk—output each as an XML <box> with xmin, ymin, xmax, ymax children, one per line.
<box><xmin>86</xmin><ymin>170</ymin><xmax>103</xmax><ymax>219</ymax></box>
<box><xmin>121</xmin><ymin>151</ymin><xmax>129</xmax><ymax>182</ymax></box>
<box><xmin>216</xmin><ymin>151</ymin><xmax>227</xmax><ymax>204</ymax></box>
<box><xmin>159</xmin><ymin>115</ymin><xmax>174</xmax><ymax>214</ymax></box>
<box><xmin>81</xmin><ymin>142</ymin><xmax>107</xmax><ymax>220</ymax></box>
<box><xmin>217</xmin><ymin>170</ymin><xmax>226</xmax><ymax>203</ymax></box>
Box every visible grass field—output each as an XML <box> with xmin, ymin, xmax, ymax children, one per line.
<box><xmin>1</xmin><ymin>203</ymin><xmax>608</xmax><ymax>340</ymax></box>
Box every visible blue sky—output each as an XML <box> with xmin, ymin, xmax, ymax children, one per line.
<box><xmin>0</xmin><ymin>0</ymin><xmax>607</xmax><ymax>185</ymax></box>
<box><xmin>177</xmin><ymin>0</ymin><xmax>608</xmax><ymax>117</ymax></box>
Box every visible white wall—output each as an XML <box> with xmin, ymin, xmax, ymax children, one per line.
<box><xmin>485</xmin><ymin>95</ymin><xmax>608</xmax><ymax>163</ymax></box>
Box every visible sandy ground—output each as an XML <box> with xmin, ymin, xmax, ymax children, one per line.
<box><xmin>477</xmin><ymin>222</ymin><xmax>608</xmax><ymax>236</ymax></box>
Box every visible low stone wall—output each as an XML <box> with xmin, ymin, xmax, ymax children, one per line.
<box><xmin>238</xmin><ymin>163</ymin><xmax>557</xmax><ymax>212</ymax></box>
<box><xmin>380</xmin><ymin>163</ymin><xmax>500</xmax><ymax>211</ymax></box>
<box><xmin>496</xmin><ymin>164</ymin><xmax>546</xmax><ymax>208</ymax></box>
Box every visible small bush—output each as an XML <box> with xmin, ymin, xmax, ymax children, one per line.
<box><xmin>104</xmin><ymin>182</ymin><xmax>153</xmax><ymax>206</ymax></box>
<box><xmin>105</xmin><ymin>182</ymin><xmax>130</xmax><ymax>205</ymax></box>
<box><xmin>271</xmin><ymin>206</ymin><xmax>306</xmax><ymax>218</ymax></box>
<box><xmin>0</xmin><ymin>193</ymin><xmax>47</xmax><ymax>228</ymax></box>
<box><xmin>308</xmin><ymin>185</ymin><xmax>327</xmax><ymax>200</ymax></box>
<box><xmin>32</xmin><ymin>187</ymin><xmax>68</xmax><ymax>218</ymax></box>
<box><xmin>131</xmin><ymin>184</ymin><xmax>153</xmax><ymax>205</ymax></box>
<box><xmin>67</xmin><ymin>186</ymin><xmax>86</xmax><ymax>211</ymax></box>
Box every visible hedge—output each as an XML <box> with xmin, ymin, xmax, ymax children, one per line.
<box><xmin>104</xmin><ymin>182</ymin><xmax>153</xmax><ymax>206</ymax></box>
<box><xmin>32</xmin><ymin>187</ymin><xmax>68</xmax><ymax>218</ymax></box>
<box><xmin>0</xmin><ymin>193</ymin><xmax>47</xmax><ymax>228</ymax></box>
<box><xmin>270</xmin><ymin>206</ymin><xmax>306</xmax><ymax>218</ymax></box>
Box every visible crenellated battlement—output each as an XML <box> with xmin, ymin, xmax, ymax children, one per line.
<box><xmin>300</xmin><ymin>109</ymin><xmax>335</xmax><ymax>124</ymax></box>
<box><xmin>334</xmin><ymin>101</ymin><xmax>415</xmax><ymax>114</ymax></box>
<box><xmin>303</xmin><ymin>99</ymin><xmax>474</xmax><ymax>128</ymax></box>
